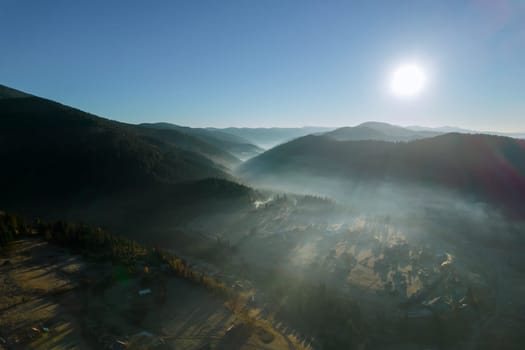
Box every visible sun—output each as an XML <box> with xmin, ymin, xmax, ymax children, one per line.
<box><xmin>390</xmin><ymin>64</ymin><xmax>426</xmax><ymax>97</ymax></box>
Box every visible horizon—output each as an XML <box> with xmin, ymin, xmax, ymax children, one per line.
<box><xmin>3</xmin><ymin>82</ymin><xmax>525</xmax><ymax>134</ymax></box>
<box><xmin>1</xmin><ymin>1</ymin><xmax>524</xmax><ymax>131</ymax></box>
<box><xmin>3</xmin><ymin>3</ymin><xmax>525</xmax><ymax>347</ymax></box>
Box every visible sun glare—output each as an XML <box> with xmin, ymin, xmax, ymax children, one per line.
<box><xmin>390</xmin><ymin>64</ymin><xmax>426</xmax><ymax>97</ymax></box>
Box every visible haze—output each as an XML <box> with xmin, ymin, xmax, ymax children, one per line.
<box><xmin>2</xmin><ymin>2</ymin><xmax>525</xmax><ymax>350</ymax></box>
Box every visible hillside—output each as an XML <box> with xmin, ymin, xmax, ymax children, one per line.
<box><xmin>140</xmin><ymin>122</ymin><xmax>263</xmax><ymax>161</ymax></box>
<box><xmin>214</xmin><ymin>126</ymin><xmax>334</xmax><ymax>149</ymax></box>
<box><xmin>324</xmin><ymin>122</ymin><xmax>440</xmax><ymax>142</ymax></box>
<box><xmin>0</xmin><ymin>85</ymin><xmax>261</xmax><ymax>235</ymax></box>
<box><xmin>0</xmin><ymin>84</ymin><xmax>32</xmax><ymax>99</ymax></box>
<box><xmin>135</xmin><ymin>125</ymin><xmax>242</xmax><ymax>168</ymax></box>
<box><xmin>0</xmin><ymin>84</ymin><xmax>231</xmax><ymax>193</ymax></box>
<box><xmin>0</xmin><ymin>212</ymin><xmax>309</xmax><ymax>350</ymax></box>
<box><xmin>239</xmin><ymin>133</ymin><xmax>525</xmax><ymax>216</ymax></box>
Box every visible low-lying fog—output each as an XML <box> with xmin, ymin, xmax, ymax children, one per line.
<box><xmin>172</xmin><ymin>173</ymin><xmax>524</xmax><ymax>318</ymax></box>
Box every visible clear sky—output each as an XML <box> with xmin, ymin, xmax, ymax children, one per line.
<box><xmin>1</xmin><ymin>0</ymin><xmax>524</xmax><ymax>130</ymax></box>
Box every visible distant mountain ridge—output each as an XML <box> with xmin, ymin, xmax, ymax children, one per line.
<box><xmin>140</xmin><ymin>122</ymin><xmax>264</xmax><ymax>161</ymax></box>
<box><xmin>406</xmin><ymin>125</ymin><xmax>473</xmax><ymax>133</ymax></box>
<box><xmin>135</xmin><ymin>124</ymin><xmax>242</xmax><ymax>168</ymax></box>
<box><xmin>324</xmin><ymin>121</ymin><xmax>440</xmax><ymax>142</ymax></box>
<box><xmin>142</xmin><ymin>123</ymin><xmax>335</xmax><ymax>157</ymax></box>
<box><xmin>407</xmin><ymin>125</ymin><xmax>525</xmax><ymax>140</ymax></box>
<box><xmin>212</xmin><ymin>126</ymin><xmax>334</xmax><ymax>149</ymax></box>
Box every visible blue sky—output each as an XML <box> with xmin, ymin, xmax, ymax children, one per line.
<box><xmin>1</xmin><ymin>0</ymin><xmax>524</xmax><ymax>130</ymax></box>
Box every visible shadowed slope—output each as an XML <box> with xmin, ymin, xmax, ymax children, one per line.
<box><xmin>0</xmin><ymin>94</ymin><xmax>229</xmax><ymax>196</ymax></box>
<box><xmin>239</xmin><ymin>133</ymin><xmax>525</xmax><ymax>216</ymax></box>
<box><xmin>0</xmin><ymin>84</ymin><xmax>256</xmax><ymax>235</ymax></box>
<box><xmin>140</xmin><ymin>122</ymin><xmax>263</xmax><ymax>161</ymax></box>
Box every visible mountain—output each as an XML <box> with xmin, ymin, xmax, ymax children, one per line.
<box><xmin>0</xmin><ymin>84</ymin><xmax>32</xmax><ymax>99</ymax></box>
<box><xmin>490</xmin><ymin>131</ymin><xmax>525</xmax><ymax>139</ymax></box>
<box><xmin>0</xmin><ymin>84</ymin><xmax>230</xmax><ymax>193</ymax></box>
<box><xmin>135</xmin><ymin>124</ymin><xmax>242</xmax><ymax>168</ymax></box>
<box><xmin>239</xmin><ymin>132</ymin><xmax>525</xmax><ymax>216</ymax></box>
<box><xmin>0</xmin><ymin>84</ymin><xmax>254</xmax><ymax>231</ymax></box>
<box><xmin>408</xmin><ymin>125</ymin><xmax>525</xmax><ymax>140</ymax></box>
<box><xmin>324</xmin><ymin>121</ymin><xmax>440</xmax><ymax>142</ymax></box>
<box><xmin>407</xmin><ymin>125</ymin><xmax>473</xmax><ymax>133</ymax></box>
<box><xmin>212</xmin><ymin>126</ymin><xmax>334</xmax><ymax>149</ymax></box>
<box><xmin>140</xmin><ymin>122</ymin><xmax>263</xmax><ymax>160</ymax></box>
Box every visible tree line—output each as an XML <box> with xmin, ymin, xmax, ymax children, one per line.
<box><xmin>0</xmin><ymin>210</ymin><xmax>229</xmax><ymax>296</ymax></box>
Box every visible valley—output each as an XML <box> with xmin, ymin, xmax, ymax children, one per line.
<box><xmin>3</xmin><ymin>1</ymin><xmax>525</xmax><ymax>348</ymax></box>
<box><xmin>1</xmin><ymin>84</ymin><xmax>525</xmax><ymax>349</ymax></box>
